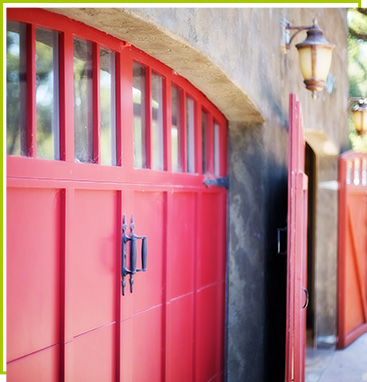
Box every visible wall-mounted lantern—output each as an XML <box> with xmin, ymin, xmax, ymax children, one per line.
<box><xmin>350</xmin><ymin>98</ymin><xmax>367</xmax><ymax>136</ymax></box>
<box><xmin>282</xmin><ymin>18</ymin><xmax>335</xmax><ymax>96</ymax></box>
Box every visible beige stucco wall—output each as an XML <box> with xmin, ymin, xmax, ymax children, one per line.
<box><xmin>46</xmin><ymin>7</ymin><xmax>349</xmax><ymax>381</ymax></box>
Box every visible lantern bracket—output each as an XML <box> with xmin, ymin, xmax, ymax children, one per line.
<box><xmin>281</xmin><ymin>18</ymin><xmax>318</xmax><ymax>54</ymax></box>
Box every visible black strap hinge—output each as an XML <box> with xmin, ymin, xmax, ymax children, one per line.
<box><xmin>203</xmin><ymin>176</ymin><xmax>229</xmax><ymax>189</ymax></box>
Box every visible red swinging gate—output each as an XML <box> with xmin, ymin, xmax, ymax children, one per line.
<box><xmin>285</xmin><ymin>94</ymin><xmax>308</xmax><ymax>382</ymax></box>
<box><xmin>338</xmin><ymin>151</ymin><xmax>367</xmax><ymax>349</ymax></box>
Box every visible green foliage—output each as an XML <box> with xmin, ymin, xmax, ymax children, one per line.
<box><xmin>348</xmin><ymin>8</ymin><xmax>367</xmax><ymax>151</ymax></box>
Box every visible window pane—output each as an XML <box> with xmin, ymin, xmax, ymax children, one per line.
<box><xmin>171</xmin><ymin>85</ymin><xmax>182</xmax><ymax>172</ymax></box>
<box><xmin>36</xmin><ymin>28</ymin><xmax>60</xmax><ymax>160</ymax></box>
<box><xmin>202</xmin><ymin>110</ymin><xmax>208</xmax><ymax>174</ymax></box>
<box><xmin>74</xmin><ymin>38</ymin><xmax>93</xmax><ymax>163</ymax></box>
<box><xmin>214</xmin><ymin>122</ymin><xmax>220</xmax><ymax>176</ymax></box>
<box><xmin>133</xmin><ymin>62</ymin><xmax>146</xmax><ymax>168</ymax></box>
<box><xmin>186</xmin><ymin>96</ymin><xmax>195</xmax><ymax>174</ymax></box>
<box><xmin>100</xmin><ymin>47</ymin><xmax>116</xmax><ymax>166</ymax></box>
<box><xmin>151</xmin><ymin>73</ymin><xmax>164</xmax><ymax>171</ymax></box>
<box><xmin>6</xmin><ymin>21</ymin><xmax>27</xmax><ymax>156</ymax></box>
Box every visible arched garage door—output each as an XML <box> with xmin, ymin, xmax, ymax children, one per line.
<box><xmin>6</xmin><ymin>8</ymin><xmax>227</xmax><ymax>381</ymax></box>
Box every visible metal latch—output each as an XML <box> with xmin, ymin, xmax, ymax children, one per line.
<box><xmin>121</xmin><ymin>215</ymin><xmax>147</xmax><ymax>295</ymax></box>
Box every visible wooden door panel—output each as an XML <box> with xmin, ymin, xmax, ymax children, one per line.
<box><xmin>73</xmin><ymin>324</ymin><xmax>118</xmax><ymax>382</ymax></box>
<box><xmin>131</xmin><ymin>307</ymin><xmax>164</xmax><ymax>381</ymax></box>
<box><xmin>129</xmin><ymin>191</ymin><xmax>165</xmax><ymax>314</ymax></box>
<box><xmin>198</xmin><ymin>192</ymin><xmax>227</xmax><ymax>288</ymax></box>
<box><xmin>196</xmin><ymin>284</ymin><xmax>222</xmax><ymax>382</ymax></box>
<box><xmin>7</xmin><ymin>187</ymin><xmax>61</xmax><ymax>362</ymax></box>
<box><xmin>345</xmin><ymin>206</ymin><xmax>366</xmax><ymax>333</ymax></box>
<box><xmin>6</xmin><ymin>344</ymin><xmax>60</xmax><ymax>382</ymax></box>
<box><xmin>166</xmin><ymin>294</ymin><xmax>194</xmax><ymax>381</ymax></box>
<box><xmin>72</xmin><ymin>189</ymin><xmax>119</xmax><ymax>336</ymax></box>
<box><xmin>167</xmin><ymin>192</ymin><xmax>196</xmax><ymax>300</ymax></box>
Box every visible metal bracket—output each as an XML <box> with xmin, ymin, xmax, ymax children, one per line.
<box><xmin>203</xmin><ymin>176</ymin><xmax>229</xmax><ymax>189</ymax></box>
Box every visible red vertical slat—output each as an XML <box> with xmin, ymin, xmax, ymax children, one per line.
<box><xmin>146</xmin><ymin>66</ymin><xmax>152</xmax><ymax>169</ymax></box>
<box><xmin>93</xmin><ymin>43</ymin><xmax>101</xmax><ymax>164</ymax></box>
<box><xmin>115</xmin><ymin>51</ymin><xmax>123</xmax><ymax>167</ymax></box>
<box><xmin>164</xmin><ymin>78</ymin><xmax>171</xmax><ymax>172</ymax></box>
<box><xmin>59</xmin><ymin>31</ymin><xmax>74</xmax><ymax>162</ymax></box>
<box><xmin>195</xmin><ymin>99</ymin><xmax>201</xmax><ymax>175</ymax></box>
<box><xmin>120</xmin><ymin>47</ymin><xmax>134</xmax><ymax>169</ymax></box>
<box><xmin>27</xmin><ymin>23</ymin><xmax>36</xmax><ymax>158</ymax></box>
<box><xmin>60</xmin><ymin>187</ymin><xmax>75</xmax><ymax>381</ymax></box>
<box><xmin>207</xmin><ymin>113</ymin><xmax>214</xmax><ymax>175</ymax></box>
<box><xmin>181</xmin><ymin>91</ymin><xmax>187</xmax><ymax>173</ymax></box>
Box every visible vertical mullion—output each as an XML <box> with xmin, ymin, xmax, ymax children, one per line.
<box><xmin>27</xmin><ymin>23</ymin><xmax>36</xmax><ymax>158</ymax></box>
<box><xmin>93</xmin><ymin>42</ymin><xmax>101</xmax><ymax>164</ymax></box>
<box><xmin>164</xmin><ymin>78</ymin><xmax>171</xmax><ymax>172</ymax></box>
<box><xmin>120</xmin><ymin>48</ymin><xmax>134</xmax><ymax>169</ymax></box>
<box><xmin>60</xmin><ymin>32</ymin><xmax>74</xmax><ymax>162</ymax></box>
<box><xmin>207</xmin><ymin>114</ymin><xmax>214</xmax><ymax>175</ymax></box>
<box><xmin>195</xmin><ymin>100</ymin><xmax>202</xmax><ymax>175</ymax></box>
<box><xmin>146</xmin><ymin>66</ymin><xmax>152</xmax><ymax>169</ymax></box>
<box><xmin>181</xmin><ymin>90</ymin><xmax>187</xmax><ymax>173</ymax></box>
<box><xmin>115</xmin><ymin>51</ymin><xmax>123</xmax><ymax>167</ymax></box>
<box><xmin>221</xmin><ymin>121</ymin><xmax>228</xmax><ymax>177</ymax></box>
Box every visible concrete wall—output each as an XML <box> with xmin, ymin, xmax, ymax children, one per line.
<box><xmin>49</xmin><ymin>7</ymin><xmax>349</xmax><ymax>381</ymax></box>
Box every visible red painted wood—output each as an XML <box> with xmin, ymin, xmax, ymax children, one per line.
<box><xmin>7</xmin><ymin>8</ymin><xmax>228</xmax><ymax>381</ymax></box>
<box><xmin>7</xmin><ymin>188</ymin><xmax>62</xmax><ymax>362</ymax></box>
<box><xmin>337</xmin><ymin>151</ymin><xmax>367</xmax><ymax>349</ymax></box>
<box><xmin>27</xmin><ymin>23</ymin><xmax>36</xmax><ymax>158</ymax></box>
<box><xmin>285</xmin><ymin>94</ymin><xmax>308</xmax><ymax>382</ymax></box>
<box><xmin>93</xmin><ymin>42</ymin><xmax>101</xmax><ymax>164</ymax></box>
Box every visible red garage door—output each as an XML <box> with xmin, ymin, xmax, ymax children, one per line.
<box><xmin>6</xmin><ymin>9</ymin><xmax>227</xmax><ymax>381</ymax></box>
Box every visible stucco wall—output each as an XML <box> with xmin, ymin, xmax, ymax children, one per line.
<box><xmin>49</xmin><ymin>7</ymin><xmax>349</xmax><ymax>381</ymax></box>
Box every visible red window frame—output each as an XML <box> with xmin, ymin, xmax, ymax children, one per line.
<box><xmin>6</xmin><ymin>8</ymin><xmax>227</xmax><ymax>185</ymax></box>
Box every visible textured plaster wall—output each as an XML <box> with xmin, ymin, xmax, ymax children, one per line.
<box><xmin>49</xmin><ymin>7</ymin><xmax>349</xmax><ymax>381</ymax></box>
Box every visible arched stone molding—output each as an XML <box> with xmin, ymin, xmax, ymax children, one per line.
<box><xmin>46</xmin><ymin>7</ymin><xmax>264</xmax><ymax>124</ymax></box>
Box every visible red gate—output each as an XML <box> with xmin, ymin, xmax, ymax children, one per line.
<box><xmin>285</xmin><ymin>94</ymin><xmax>308</xmax><ymax>382</ymax></box>
<box><xmin>337</xmin><ymin>151</ymin><xmax>367</xmax><ymax>349</ymax></box>
<box><xmin>6</xmin><ymin>9</ymin><xmax>227</xmax><ymax>381</ymax></box>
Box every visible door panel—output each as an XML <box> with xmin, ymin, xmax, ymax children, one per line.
<box><xmin>196</xmin><ymin>284</ymin><xmax>222</xmax><ymax>382</ymax></box>
<box><xmin>166</xmin><ymin>294</ymin><xmax>194</xmax><ymax>381</ymax></box>
<box><xmin>72</xmin><ymin>190</ymin><xmax>119</xmax><ymax>336</ymax></box>
<box><xmin>7</xmin><ymin>345</ymin><xmax>60</xmax><ymax>382</ymax></box>
<box><xmin>198</xmin><ymin>192</ymin><xmax>227</xmax><ymax>288</ymax></box>
<box><xmin>7</xmin><ymin>188</ymin><xmax>61</xmax><ymax>362</ymax></box>
<box><xmin>73</xmin><ymin>324</ymin><xmax>117</xmax><ymax>382</ymax></box>
<box><xmin>131</xmin><ymin>307</ymin><xmax>164</xmax><ymax>381</ymax></box>
<box><xmin>130</xmin><ymin>191</ymin><xmax>165</xmax><ymax>313</ymax></box>
<box><xmin>167</xmin><ymin>192</ymin><xmax>196</xmax><ymax>300</ymax></box>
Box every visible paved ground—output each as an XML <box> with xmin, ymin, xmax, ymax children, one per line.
<box><xmin>306</xmin><ymin>332</ymin><xmax>367</xmax><ymax>382</ymax></box>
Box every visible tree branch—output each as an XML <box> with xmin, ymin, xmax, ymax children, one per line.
<box><xmin>349</xmin><ymin>26</ymin><xmax>367</xmax><ymax>42</ymax></box>
<box><xmin>357</xmin><ymin>8</ymin><xmax>367</xmax><ymax>17</ymax></box>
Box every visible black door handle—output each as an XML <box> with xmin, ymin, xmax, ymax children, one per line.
<box><xmin>121</xmin><ymin>215</ymin><xmax>147</xmax><ymax>295</ymax></box>
<box><xmin>302</xmin><ymin>288</ymin><xmax>309</xmax><ymax>309</ymax></box>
